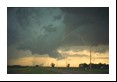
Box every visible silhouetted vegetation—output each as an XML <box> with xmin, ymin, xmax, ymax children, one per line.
<box><xmin>67</xmin><ymin>64</ymin><xmax>70</xmax><ymax>67</ymax></box>
<box><xmin>51</xmin><ymin>63</ymin><xmax>55</xmax><ymax>67</ymax></box>
<box><xmin>35</xmin><ymin>65</ymin><xmax>39</xmax><ymax>67</ymax></box>
<box><xmin>8</xmin><ymin>65</ymin><xmax>23</xmax><ymax>68</ymax></box>
<box><xmin>79</xmin><ymin>63</ymin><xmax>109</xmax><ymax>69</ymax></box>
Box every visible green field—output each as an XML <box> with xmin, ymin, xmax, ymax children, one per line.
<box><xmin>7</xmin><ymin>67</ymin><xmax>109</xmax><ymax>74</ymax></box>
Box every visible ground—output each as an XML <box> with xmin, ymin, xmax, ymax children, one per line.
<box><xmin>7</xmin><ymin>67</ymin><xmax>109</xmax><ymax>74</ymax></box>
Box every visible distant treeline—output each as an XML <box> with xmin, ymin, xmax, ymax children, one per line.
<box><xmin>7</xmin><ymin>65</ymin><xmax>32</xmax><ymax>68</ymax></box>
<box><xmin>79</xmin><ymin>63</ymin><xmax>109</xmax><ymax>69</ymax></box>
<box><xmin>7</xmin><ymin>63</ymin><xmax>109</xmax><ymax>69</ymax></box>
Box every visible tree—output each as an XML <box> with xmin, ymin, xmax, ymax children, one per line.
<box><xmin>67</xmin><ymin>64</ymin><xmax>70</xmax><ymax>67</ymax></box>
<box><xmin>79</xmin><ymin>63</ymin><xmax>88</xmax><ymax>69</ymax></box>
<box><xmin>35</xmin><ymin>65</ymin><xmax>39</xmax><ymax>67</ymax></box>
<box><xmin>51</xmin><ymin>63</ymin><xmax>55</xmax><ymax>67</ymax></box>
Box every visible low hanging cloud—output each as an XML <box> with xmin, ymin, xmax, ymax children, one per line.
<box><xmin>7</xmin><ymin>7</ymin><xmax>109</xmax><ymax>58</ymax></box>
<box><xmin>58</xmin><ymin>45</ymin><xmax>109</xmax><ymax>54</ymax></box>
<box><xmin>66</xmin><ymin>54</ymin><xmax>89</xmax><ymax>58</ymax></box>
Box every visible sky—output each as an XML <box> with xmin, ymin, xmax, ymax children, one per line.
<box><xmin>7</xmin><ymin>7</ymin><xmax>109</xmax><ymax>67</ymax></box>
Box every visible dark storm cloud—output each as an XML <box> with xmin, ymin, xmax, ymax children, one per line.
<box><xmin>7</xmin><ymin>7</ymin><xmax>109</xmax><ymax>58</ymax></box>
<box><xmin>54</xmin><ymin>14</ymin><xmax>62</xmax><ymax>20</ymax></box>
<box><xmin>60</xmin><ymin>7</ymin><xmax>109</xmax><ymax>46</ymax></box>
<box><xmin>8</xmin><ymin>7</ymin><xmax>65</xmax><ymax>58</ymax></box>
<box><xmin>43</xmin><ymin>24</ymin><xmax>57</xmax><ymax>32</ymax></box>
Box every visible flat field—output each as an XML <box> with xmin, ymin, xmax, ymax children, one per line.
<box><xmin>7</xmin><ymin>67</ymin><xmax>109</xmax><ymax>74</ymax></box>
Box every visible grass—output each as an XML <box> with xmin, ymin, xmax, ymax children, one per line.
<box><xmin>7</xmin><ymin>67</ymin><xmax>109</xmax><ymax>74</ymax></box>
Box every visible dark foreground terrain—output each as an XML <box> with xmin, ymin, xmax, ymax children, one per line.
<box><xmin>7</xmin><ymin>66</ymin><xmax>109</xmax><ymax>74</ymax></box>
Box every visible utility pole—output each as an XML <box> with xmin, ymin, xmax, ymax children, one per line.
<box><xmin>90</xmin><ymin>46</ymin><xmax>92</xmax><ymax>69</ymax></box>
<box><xmin>57</xmin><ymin>60</ymin><xmax>58</xmax><ymax>67</ymax></box>
<box><xmin>33</xmin><ymin>55</ymin><xmax>35</xmax><ymax>67</ymax></box>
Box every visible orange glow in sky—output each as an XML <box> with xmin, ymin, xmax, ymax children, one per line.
<box><xmin>8</xmin><ymin>49</ymin><xmax>109</xmax><ymax>67</ymax></box>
